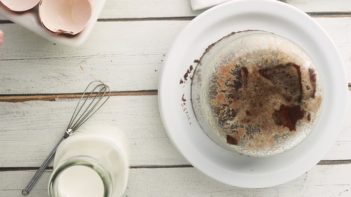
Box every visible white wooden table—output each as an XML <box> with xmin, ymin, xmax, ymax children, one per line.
<box><xmin>0</xmin><ymin>0</ymin><xmax>351</xmax><ymax>196</ymax></box>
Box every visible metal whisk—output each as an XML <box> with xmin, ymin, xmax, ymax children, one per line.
<box><xmin>22</xmin><ymin>81</ymin><xmax>110</xmax><ymax>196</ymax></box>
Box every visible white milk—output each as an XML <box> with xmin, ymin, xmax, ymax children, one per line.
<box><xmin>57</xmin><ymin>166</ymin><xmax>104</xmax><ymax>197</ymax></box>
<box><xmin>49</xmin><ymin>123</ymin><xmax>129</xmax><ymax>197</ymax></box>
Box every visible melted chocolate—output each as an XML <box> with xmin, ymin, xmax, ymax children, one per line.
<box><xmin>208</xmin><ymin>58</ymin><xmax>320</xmax><ymax>146</ymax></box>
<box><xmin>272</xmin><ymin>104</ymin><xmax>305</xmax><ymax>131</ymax></box>
<box><xmin>226</xmin><ymin>135</ymin><xmax>238</xmax><ymax>145</ymax></box>
<box><xmin>259</xmin><ymin>63</ymin><xmax>303</xmax><ymax>103</ymax></box>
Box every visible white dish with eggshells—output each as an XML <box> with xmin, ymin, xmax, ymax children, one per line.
<box><xmin>159</xmin><ymin>0</ymin><xmax>349</xmax><ymax>188</ymax></box>
<box><xmin>0</xmin><ymin>0</ymin><xmax>106</xmax><ymax>46</ymax></box>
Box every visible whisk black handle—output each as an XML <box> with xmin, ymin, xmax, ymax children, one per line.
<box><xmin>21</xmin><ymin>137</ymin><xmax>65</xmax><ymax>196</ymax></box>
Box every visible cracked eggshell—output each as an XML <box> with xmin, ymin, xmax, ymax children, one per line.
<box><xmin>39</xmin><ymin>0</ymin><xmax>92</xmax><ymax>35</ymax></box>
<box><xmin>0</xmin><ymin>0</ymin><xmax>40</xmax><ymax>12</ymax></box>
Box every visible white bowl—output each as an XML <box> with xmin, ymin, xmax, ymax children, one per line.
<box><xmin>0</xmin><ymin>0</ymin><xmax>106</xmax><ymax>46</ymax></box>
<box><xmin>159</xmin><ymin>0</ymin><xmax>349</xmax><ymax>188</ymax></box>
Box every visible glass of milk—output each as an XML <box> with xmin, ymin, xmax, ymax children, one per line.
<box><xmin>48</xmin><ymin>123</ymin><xmax>129</xmax><ymax>197</ymax></box>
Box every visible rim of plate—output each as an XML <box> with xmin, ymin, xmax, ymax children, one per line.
<box><xmin>159</xmin><ymin>0</ymin><xmax>348</xmax><ymax>188</ymax></box>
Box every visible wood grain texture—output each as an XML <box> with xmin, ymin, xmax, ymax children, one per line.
<box><xmin>1</xmin><ymin>0</ymin><xmax>351</xmax><ymax>21</ymax></box>
<box><xmin>0</xmin><ymin>95</ymin><xmax>350</xmax><ymax>167</ymax></box>
<box><xmin>0</xmin><ymin>1</ymin><xmax>349</xmax><ymax>196</ymax></box>
<box><xmin>93</xmin><ymin>0</ymin><xmax>351</xmax><ymax>18</ymax></box>
<box><xmin>0</xmin><ymin>90</ymin><xmax>157</xmax><ymax>102</ymax></box>
<box><xmin>0</xmin><ymin>17</ymin><xmax>351</xmax><ymax>94</ymax></box>
<box><xmin>0</xmin><ymin>21</ymin><xmax>181</xmax><ymax>94</ymax></box>
<box><xmin>1</xmin><ymin>164</ymin><xmax>351</xmax><ymax>197</ymax></box>
<box><xmin>0</xmin><ymin>96</ymin><xmax>186</xmax><ymax>167</ymax></box>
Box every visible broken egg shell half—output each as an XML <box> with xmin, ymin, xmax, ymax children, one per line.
<box><xmin>39</xmin><ymin>0</ymin><xmax>92</xmax><ymax>36</ymax></box>
<box><xmin>0</xmin><ymin>0</ymin><xmax>41</xmax><ymax>12</ymax></box>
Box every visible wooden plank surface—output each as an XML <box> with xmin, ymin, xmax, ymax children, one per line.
<box><xmin>1</xmin><ymin>0</ymin><xmax>351</xmax><ymax>21</ymax></box>
<box><xmin>0</xmin><ymin>21</ymin><xmax>181</xmax><ymax>94</ymax></box>
<box><xmin>0</xmin><ymin>95</ymin><xmax>350</xmax><ymax>168</ymax></box>
<box><xmin>1</xmin><ymin>0</ymin><xmax>351</xmax><ymax>196</ymax></box>
<box><xmin>99</xmin><ymin>0</ymin><xmax>351</xmax><ymax>18</ymax></box>
<box><xmin>1</xmin><ymin>164</ymin><xmax>351</xmax><ymax>197</ymax></box>
<box><xmin>0</xmin><ymin>96</ymin><xmax>186</xmax><ymax>167</ymax></box>
<box><xmin>0</xmin><ymin>17</ymin><xmax>351</xmax><ymax>94</ymax></box>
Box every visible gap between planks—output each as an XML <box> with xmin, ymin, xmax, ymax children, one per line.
<box><xmin>98</xmin><ymin>12</ymin><xmax>351</xmax><ymax>20</ymax></box>
<box><xmin>0</xmin><ymin>165</ymin><xmax>193</xmax><ymax>172</ymax></box>
<box><xmin>0</xmin><ymin>83</ymin><xmax>350</xmax><ymax>102</ymax></box>
<box><xmin>0</xmin><ymin>90</ymin><xmax>157</xmax><ymax>102</ymax></box>
<box><xmin>0</xmin><ymin>160</ymin><xmax>351</xmax><ymax>172</ymax></box>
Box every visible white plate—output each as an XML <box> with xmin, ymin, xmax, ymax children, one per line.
<box><xmin>159</xmin><ymin>0</ymin><xmax>349</xmax><ymax>188</ymax></box>
<box><xmin>0</xmin><ymin>0</ymin><xmax>106</xmax><ymax>46</ymax></box>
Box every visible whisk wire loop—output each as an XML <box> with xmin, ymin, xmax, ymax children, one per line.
<box><xmin>66</xmin><ymin>81</ymin><xmax>110</xmax><ymax>133</ymax></box>
<box><xmin>22</xmin><ymin>80</ymin><xmax>111</xmax><ymax>196</ymax></box>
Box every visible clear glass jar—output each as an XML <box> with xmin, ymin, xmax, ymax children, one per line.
<box><xmin>48</xmin><ymin>123</ymin><xmax>129</xmax><ymax>197</ymax></box>
<box><xmin>191</xmin><ymin>30</ymin><xmax>321</xmax><ymax>157</ymax></box>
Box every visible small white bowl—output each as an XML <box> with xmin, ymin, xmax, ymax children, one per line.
<box><xmin>0</xmin><ymin>0</ymin><xmax>106</xmax><ymax>46</ymax></box>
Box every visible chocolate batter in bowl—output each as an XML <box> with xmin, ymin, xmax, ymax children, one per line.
<box><xmin>191</xmin><ymin>30</ymin><xmax>322</xmax><ymax>157</ymax></box>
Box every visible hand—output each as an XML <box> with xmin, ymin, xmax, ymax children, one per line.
<box><xmin>0</xmin><ymin>31</ymin><xmax>3</xmax><ymax>46</ymax></box>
